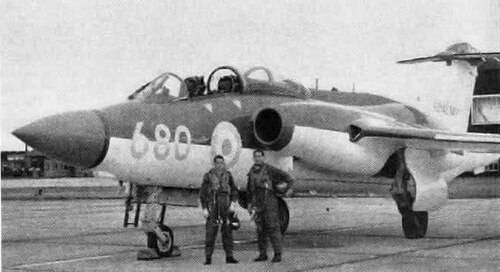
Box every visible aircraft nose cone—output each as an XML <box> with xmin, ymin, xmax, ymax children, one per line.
<box><xmin>13</xmin><ymin>110</ymin><xmax>109</xmax><ymax>168</ymax></box>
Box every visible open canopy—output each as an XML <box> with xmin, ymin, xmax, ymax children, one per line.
<box><xmin>127</xmin><ymin>72</ymin><xmax>188</xmax><ymax>103</ymax></box>
<box><xmin>128</xmin><ymin>65</ymin><xmax>311</xmax><ymax>103</ymax></box>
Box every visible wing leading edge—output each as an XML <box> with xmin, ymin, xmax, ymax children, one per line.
<box><xmin>349</xmin><ymin>120</ymin><xmax>500</xmax><ymax>153</ymax></box>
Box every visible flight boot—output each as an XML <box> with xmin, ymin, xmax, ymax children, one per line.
<box><xmin>226</xmin><ymin>256</ymin><xmax>239</xmax><ymax>264</ymax></box>
<box><xmin>254</xmin><ymin>254</ymin><xmax>268</xmax><ymax>262</ymax></box>
<box><xmin>272</xmin><ymin>253</ymin><xmax>282</xmax><ymax>262</ymax></box>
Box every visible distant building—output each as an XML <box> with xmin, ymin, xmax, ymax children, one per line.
<box><xmin>1</xmin><ymin>150</ymin><xmax>93</xmax><ymax>178</ymax></box>
<box><xmin>1</xmin><ymin>150</ymin><xmax>43</xmax><ymax>177</ymax></box>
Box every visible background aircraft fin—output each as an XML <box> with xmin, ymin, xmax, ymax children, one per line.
<box><xmin>396</xmin><ymin>43</ymin><xmax>500</xmax><ymax>133</ymax></box>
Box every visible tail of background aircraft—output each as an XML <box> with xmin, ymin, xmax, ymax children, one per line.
<box><xmin>398</xmin><ymin>43</ymin><xmax>500</xmax><ymax>132</ymax></box>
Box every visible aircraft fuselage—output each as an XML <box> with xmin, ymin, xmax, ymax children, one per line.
<box><xmin>92</xmin><ymin>91</ymin><xmax>429</xmax><ymax>189</ymax></box>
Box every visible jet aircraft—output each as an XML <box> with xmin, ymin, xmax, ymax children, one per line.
<box><xmin>13</xmin><ymin>43</ymin><xmax>500</xmax><ymax>257</ymax></box>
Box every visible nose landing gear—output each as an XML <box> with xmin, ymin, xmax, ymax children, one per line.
<box><xmin>123</xmin><ymin>185</ymin><xmax>181</xmax><ymax>260</ymax></box>
<box><xmin>147</xmin><ymin>224</ymin><xmax>175</xmax><ymax>257</ymax></box>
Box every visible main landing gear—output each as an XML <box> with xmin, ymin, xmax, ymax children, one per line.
<box><xmin>278</xmin><ymin>197</ymin><xmax>290</xmax><ymax>235</ymax></box>
<box><xmin>390</xmin><ymin>151</ymin><xmax>428</xmax><ymax>239</ymax></box>
<box><xmin>401</xmin><ymin>209</ymin><xmax>428</xmax><ymax>239</ymax></box>
<box><xmin>392</xmin><ymin>188</ymin><xmax>429</xmax><ymax>239</ymax></box>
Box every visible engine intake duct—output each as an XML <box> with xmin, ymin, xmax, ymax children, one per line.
<box><xmin>253</xmin><ymin>107</ymin><xmax>393</xmax><ymax>175</ymax></box>
<box><xmin>253</xmin><ymin>108</ymin><xmax>294</xmax><ymax>150</ymax></box>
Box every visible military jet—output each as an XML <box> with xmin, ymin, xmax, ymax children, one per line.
<box><xmin>13</xmin><ymin>43</ymin><xmax>500</xmax><ymax>256</ymax></box>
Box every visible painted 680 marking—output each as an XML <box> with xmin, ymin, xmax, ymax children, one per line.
<box><xmin>130</xmin><ymin>122</ymin><xmax>191</xmax><ymax>160</ymax></box>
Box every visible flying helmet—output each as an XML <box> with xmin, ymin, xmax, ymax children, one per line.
<box><xmin>229</xmin><ymin>212</ymin><xmax>240</xmax><ymax>230</ymax></box>
<box><xmin>274</xmin><ymin>182</ymin><xmax>288</xmax><ymax>196</ymax></box>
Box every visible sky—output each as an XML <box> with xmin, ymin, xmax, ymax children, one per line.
<box><xmin>1</xmin><ymin>0</ymin><xmax>499</xmax><ymax>150</ymax></box>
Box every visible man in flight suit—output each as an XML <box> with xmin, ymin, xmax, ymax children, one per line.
<box><xmin>247</xmin><ymin>149</ymin><xmax>293</xmax><ymax>263</ymax></box>
<box><xmin>200</xmin><ymin>155</ymin><xmax>239</xmax><ymax>265</ymax></box>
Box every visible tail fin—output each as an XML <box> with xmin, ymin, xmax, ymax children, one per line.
<box><xmin>398</xmin><ymin>43</ymin><xmax>500</xmax><ymax>132</ymax></box>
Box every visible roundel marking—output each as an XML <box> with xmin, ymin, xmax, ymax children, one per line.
<box><xmin>211</xmin><ymin>122</ymin><xmax>242</xmax><ymax>168</ymax></box>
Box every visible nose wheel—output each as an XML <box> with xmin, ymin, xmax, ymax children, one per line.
<box><xmin>147</xmin><ymin>224</ymin><xmax>174</xmax><ymax>257</ymax></box>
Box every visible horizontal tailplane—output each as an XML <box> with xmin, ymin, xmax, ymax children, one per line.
<box><xmin>397</xmin><ymin>43</ymin><xmax>500</xmax><ymax>65</ymax></box>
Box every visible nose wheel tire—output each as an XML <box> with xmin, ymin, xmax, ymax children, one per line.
<box><xmin>147</xmin><ymin>224</ymin><xmax>174</xmax><ymax>257</ymax></box>
<box><xmin>402</xmin><ymin>211</ymin><xmax>428</xmax><ymax>239</ymax></box>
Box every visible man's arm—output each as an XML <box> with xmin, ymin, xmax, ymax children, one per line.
<box><xmin>228</xmin><ymin>172</ymin><xmax>239</xmax><ymax>203</ymax></box>
<box><xmin>267</xmin><ymin>165</ymin><xmax>294</xmax><ymax>189</ymax></box>
<box><xmin>199</xmin><ymin>174</ymin><xmax>209</xmax><ymax>210</ymax></box>
<box><xmin>246</xmin><ymin>174</ymin><xmax>254</xmax><ymax>210</ymax></box>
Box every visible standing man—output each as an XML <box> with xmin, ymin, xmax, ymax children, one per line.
<box><xmin>247</xmin><ymin>149</ymin><xmax>294</xmax><ymax>263</ymax></box>
<box><xmin>200</xmin><ymin>155</ymin><xmax>239</xmax><ymax>265</ymax></box>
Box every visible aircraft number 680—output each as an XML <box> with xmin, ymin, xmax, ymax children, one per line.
<box><xmin>130</xmin><ymin>122</ymin><xmax>192</xmax><ymax>161</ymax></box>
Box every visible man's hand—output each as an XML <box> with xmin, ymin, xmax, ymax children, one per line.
<box><xmin>202</xmin><ymin>209</ymin><xmax>209</xmax><ymax>218</ymax></box>
<box><xmin>249</xmin><ymin>210</ymin><xmax>256</xmax><ymax>221</ymax></box>
<box><xmin>228</xmin><ymin>201</ymin><xmax>237</xmax><ymax>213</ymax></box>
<box><xmin>276</xmin><ymin>182</ymin><xmax>288</xmax><ymax>192</ymax></box>
<box><xmin>247</xmin><ymin>206</ymin><xmax>256</xmax><ymax>221</ymax></box>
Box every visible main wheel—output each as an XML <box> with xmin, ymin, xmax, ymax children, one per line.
<box><xmin>402</xmin><ymin>211</ymin><xmax>428</xmax><ymax>239</ymax></box>
<box><xmin>147</xmin><ymin>224</ymin><xmax>174</xmax><ymax>257</ymax></box>
<box><xmin>277</xmin><ymin>198</ymin><xmax>290</xmax><ymax>235</ymax></box>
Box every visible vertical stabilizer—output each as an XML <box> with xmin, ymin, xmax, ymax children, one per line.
<box><xmin>398</xmin><ymin>43</ymin><xmax>500</xmax><ymax>132</ymax></box>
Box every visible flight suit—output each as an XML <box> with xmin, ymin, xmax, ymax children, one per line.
<box><xmin>247</xmin><ymin>163</ymin><xmax>293</xmax><ymax>257</ymax></box>
<box><xmin>199</xmin><ymin>168</ymin><xmax>238</xmax><ymax>260</ymax></box>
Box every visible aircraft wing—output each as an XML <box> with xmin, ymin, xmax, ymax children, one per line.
<box><xmin>349</xmin><ymin>119</ymin><xmax>500</xmax><ymax>153</ymax></box>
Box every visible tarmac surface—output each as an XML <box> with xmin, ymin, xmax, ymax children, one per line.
<box><xmin>2</xmin><ymin>196</ymin><xmax>499</xmax><ymax>271</ymax></box>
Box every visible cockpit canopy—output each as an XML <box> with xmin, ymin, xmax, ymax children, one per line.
<box><xmin>128</xmin><ymin>66</ymin><xmax>310</xmax><ymax>103</ymax></box>
<box><xmin>127</xmin><ymin>72</ymin><xmax>188</xmax><ymax>103</ymax></box>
